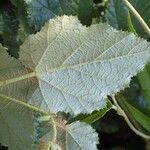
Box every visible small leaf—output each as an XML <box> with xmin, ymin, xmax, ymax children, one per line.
<box><xmin>37</xmin><ymin>118</ymin><xmax>98</xmax><ymax>150</ymax></box>
<box><xmin>66</xmin><ymin>121</ymin><xmax>98</xmax><ymax>150</ymax></box>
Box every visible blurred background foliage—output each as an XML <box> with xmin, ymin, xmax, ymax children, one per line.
<box><xmin>0</xmin><ymin>0</ymin><xmax>150</xmax><ymax>149</ymax></box>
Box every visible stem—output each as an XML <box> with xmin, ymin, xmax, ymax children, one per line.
<box><xmin>50</xmin><ymin>117</ymin><xmax>57</xmax><ymax>142</ymax></box>
<box><xmin>122</xmin><ymin>0</ymin><xmax>150</xmax><ymax>37</ymax></box>
<box><xmin>0</xmin><ymin>72</ymin><xmax>36</xmax><ymax>87</ymax></box>
<box><xmin>38</xmin><ymin>115</ymin><xmax>57</xmax><ymax>144</ymax></box>
<box><xmin>111</xmin><ymin>95</ymin><xmax>150</xmax><ymax>140</ymax></box>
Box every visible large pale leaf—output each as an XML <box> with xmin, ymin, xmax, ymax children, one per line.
<box><xmin>0</xmin><ymin>44</ymin><xmax>34</xmax><ymax>150</ymax></box>
<box><xmin>0</xmin><ymin>44</ymin><xmax>98</xmax><ymax>150</ymax></box>
<box><xmin>19</xmin><ymin>15</ymin><xmax>150</xmax><ymax>115</ymax></box>
<box><xmin>37</xmin><ymin>118</ymin><xmax>98</xmax><ymax>150</ymax></box>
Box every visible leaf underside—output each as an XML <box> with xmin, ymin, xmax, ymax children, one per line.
<box><xmin>19</xmin><ymin>15</ymin><xmax>150</xmax><ymax>115</ymax></box>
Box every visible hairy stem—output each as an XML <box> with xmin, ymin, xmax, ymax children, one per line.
<box><xmin>38</xmin><ymin>115</ymin><xmax>57</xmax><ymax>146</ymax></box>
<box><xmin>50</xmin><ymin>116</ymin><xmax>57</xmax><ymax>142</ymax></box>
<box><xmin>111</xmin><ymin>95</ymin><xmax>150</xmax><ymax>140</ymax></box>
<box><xmin>122</xmin><ymin>0</ymin><xmax>150</xmax><ymax>37</ymax></box>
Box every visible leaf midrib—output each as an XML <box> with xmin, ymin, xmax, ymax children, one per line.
<box><xmin>0</xmin><ymin>47</ymin><xmax>149</xmax><ymax>87</ymax></box>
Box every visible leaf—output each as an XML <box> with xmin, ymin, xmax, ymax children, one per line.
<box><xmin>0</xmin><ymin>10</ymin><xmax>19</xmax><ymax>57</ymax></box>
<box><xmin>78</xmin><ymin>0</ymin><xmax>93</xmax><ymax>26</ymax></box>
<box><xmin>69</xmin><ymin>100</ymin><xmax>112</xmax><ymax>124</ymax></box>
<box><xmin>0</xmin><ymin>14</ymin><xmax>3</xmax><ymax>34</ymax></box>
<box><xmin>120</xmin><ymin>97</ymin><xmax>150</xmax><ymax>132</ymax></box>
<box><xmin>0</xmin><ymin>44</ymin><xmax>98</xmax><ymax>150</ymax></box>
<box><xmin>105</xmin><ymin>0</ymin><xmax>128</xmax><ymax>30</ymax></box>
<box><xmin>137</xmin><ymin>67</ymin><xmax>150</xmax><ymax>110</ymax></box>
<box><xmin>10</xmin><ymin>0</ymin><xmax>30</xmax><ymax>36</ymax></box>
<box><xmin>128</xmin><ymin>0</ymin><xmax>150</xmax><ymax>39</ymax></box>
<box><xmin>0</xmin><ymin>103</ymin><xmax>34</xmax><ymax>150</ymax></box>
<box><xmin>106</xmin><ymin>0</ymin><xmax>150</xmax><ymax>113</ymax></box>
<box><xmin>127</xmin><ymin>11</ymin><xmax>137</xmax><ymax>35</ymax></box>
<box><xmin>18</xmin><ymin>15</ymin><xmax>150</xmax><ymax>115</ymax></box>
<box><xmin>25</xmin><ymin>0</ymin><xmax>79</xmax><ymax>30</ymax></box>
<box><xmin>0</xmin><ymin>44</ymin><xmax>21</xmax><ymax>74</ymax></box>
<box><xmin>0</xmin><ymin>44</ymin><xmax>35</xmax><ymax>104</ymax></box>
<box><xmin>0</xmin><ymin>44</ymin><xmax>35</xmax><ymax>149</ymax></box>
<box><xmin>37</xmin><ymin>118</ymin><xmax>98</xmax><ymax>150</ymax></box>
<box><xmin>105</xmin><ymin>0</ymin><xmax>150</xmax><ymax>39</ymax></box>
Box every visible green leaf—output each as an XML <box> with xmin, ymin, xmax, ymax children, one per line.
<box><xmin>128</xmin><ymin>0</ymin><xmax>150</xmax><ymax>39</ymax></box>
<box><xmin>121</xmin><ymin>98</ymin><xmax>150</xmax><ymax>132</ymax></box>
<box><xmin>0</xmin><ymin>14</ymin><xmax>3</xmax><ymax>34</ymax></box>
<box><xmin>0</xmin><ymin>11</ymin><xmax>19</xmax><ymax>57</ymax></box>
<box><xmin>138</xmin><ymin>68</ymin><xmax>150</xmax><ymax>110</ymax></box>
<box><xmin>105</xmin><ymin>0</ymin><xmax>150</xmax><ymax>39</ymax></box>
<box><xmin>78</xmin><ymin>0</ymin><xmax>93</xmax><ymax>26</ymax></box>
<box><xmin>127</xmin><ymin>11</ymin><xmax>137</xmax><ymax>35</ymax></box>
<box><xmin>25</xmin><ymin>0</ymin><xmax>79</xmax><ymax>30</ymax></box>
<box><xmin>10</xmin><ymin>0</ymin><xmax>30</xmax><ymax>39</ymax></box>
<box><xmin>18</xmin><ymin>15</ymin><xmax>150</xmax><ymax>115</ymax></box>
<box><xmin>105</xmin><ymin>0</ymin><xmax>128</xmax><ymax>30</ymax></box>
<box><xmin>69</xmin><ymin>100</ymin><xmax>112</xmax><ymax>124</ymax></box>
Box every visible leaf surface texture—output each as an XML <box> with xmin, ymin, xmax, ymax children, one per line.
<box><xmin>19</xmin><ymin>16</ymin><xmax>150</xmax><ymax>115</ymax></box>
